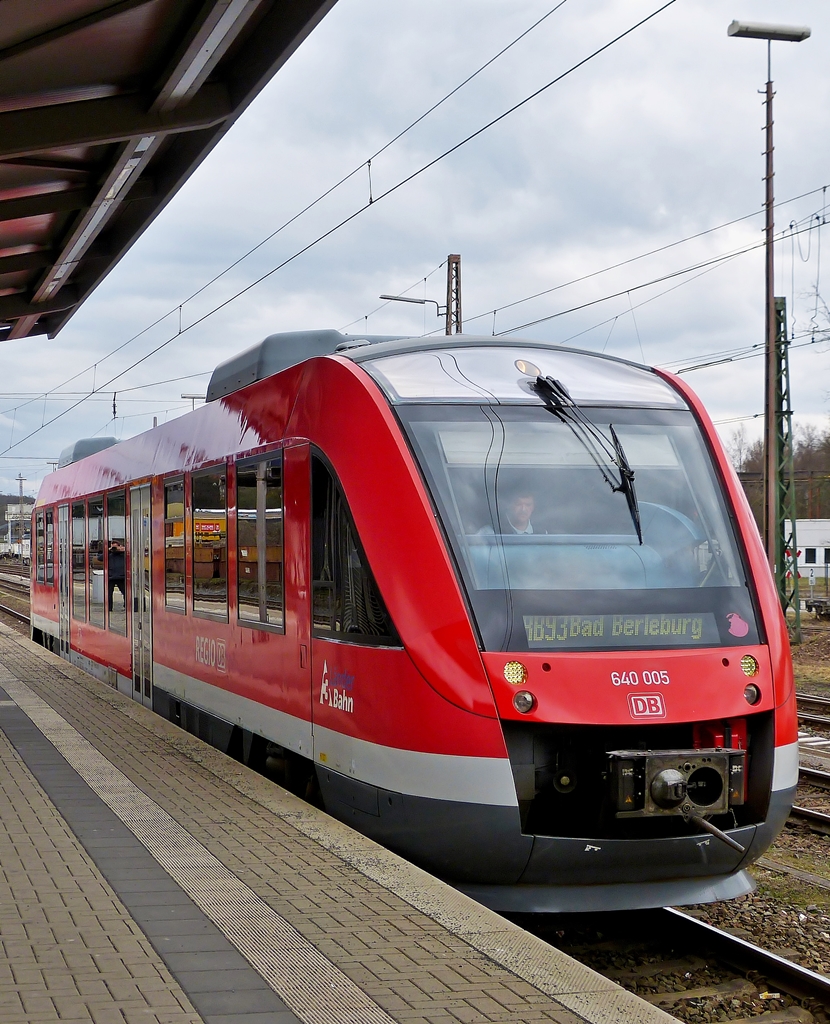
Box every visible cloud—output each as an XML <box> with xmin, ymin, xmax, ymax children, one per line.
<box><xmin>4</xmin><ymin>0</ymin><xmax>830</xmax><ymax>493</ymax></box>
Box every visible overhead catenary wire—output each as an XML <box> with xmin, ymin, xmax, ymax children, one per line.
<box><xmin>14</xmin><ymin>196</ymin><xmax>812</xmax><ymax>414</ymax></box>
<box><xmin>672</xmin><ymin>327</ymin><xmax>829</xmax><ymax>375</ymax></box>
<box><xmin>467</xmin><ymin>213</ymin><xmax>823</xmax><ymax>338</ymax></box>
<box><xmin>1</xmin><ymin>0</ymin><xmax>681</xmax><ymax>458</ymax></box>
<box><xmin>554</xmin><ymin>249</ymin><xmax>751</xmax><ymax>350</ymax></box>
<box><xmin>338</xmin><ymin>260</ymin><xmax>446</xmax><ymax>332</ymax></box>
<box><xmin>713</xmin><ymin>413</ymin><xmax>764</xmax><ymax>426</ymax></box>
<box><xmin>8</xmin><ymin>199</ymin><xmax>824</xmax><ymax>458</ymax></box>
<box><xmin>3</xmin><ymin>1</ymin><xmax>574</xmax><ymax>431</ymax></box>
<box><xmin>0</xmin><ymin>371</ymin><xmax>210</xmax><ymax>406</ymax></box>
<box><xmin>411</xmin><ymin>184</ymin><xmax>830</xmax><ymax>337</ymax></box>
<box><xmin>0</xmin><ymin>395</ymin><xmax>201</xmax><ymax>404</ymax></box>
<box><xmin>493</xmin><ymin>238</ymin><xmax>768</xmax><ymax>336</ymax></box>
<box><xmin>493</xmin><ymin>211</ymin><xmax>828</xmax><ymax>363</ymax></box>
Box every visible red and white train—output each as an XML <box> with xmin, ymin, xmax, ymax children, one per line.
<box><xmin>31</xmin><ymin>330</ymin><xmax>797</xmax><ymax>911</ymax></box>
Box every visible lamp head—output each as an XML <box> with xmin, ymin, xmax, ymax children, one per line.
<box><xmin>379</xmin><ymin>294</ymin><xmax>426</xmax><ymax>305</ymax></box>
<box><xmin>728</xmin><ymin>20</ymin><xmax>810</xmax><ymax>43</ymax></box>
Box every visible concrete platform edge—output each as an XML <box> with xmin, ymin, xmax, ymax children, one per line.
<box><xmin>3</xmin><ymin>625</ymin><xmax>676</xmax><ymax>1024</ymax></box>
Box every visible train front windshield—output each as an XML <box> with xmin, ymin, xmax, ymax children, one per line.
<box><xmin>398</xmin><ymin>402</ymin><xmax>760</xmax><ymax>653</ymax></box>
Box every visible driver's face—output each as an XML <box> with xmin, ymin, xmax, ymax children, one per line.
<box><xmin>507</xmin><ymin>494</ymin><xmax>534</xmax><ymax>529</ymax></box>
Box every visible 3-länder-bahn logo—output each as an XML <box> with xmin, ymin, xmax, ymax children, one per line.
<box><xmin>320</xmin><ymin>661</ymin><xmax>354</xmax><ymax>713</ymax></box>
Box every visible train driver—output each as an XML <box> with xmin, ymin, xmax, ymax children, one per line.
<box><xmin>478</xmin><ymin>484</ymin><xmax>540</xmax><ymax>536</ymax></box>
<box><xmin>502</xmin><ymin>490</ymin><xmax>535</xmax><ymax>535</ymax></box>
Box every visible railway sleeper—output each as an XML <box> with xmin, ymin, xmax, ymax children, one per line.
<box><xmin>643</xmin><ymin>976</ymin><xmax>757</xmax><ymax>1006</ymax></box>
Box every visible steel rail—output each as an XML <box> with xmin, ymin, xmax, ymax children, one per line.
<box><xmin>0</xmin><ymin>601</ymin><xmax>29</xmax><ymax>625</ymax></box>
<box><xmin>799</xmin><ymin>765</ymin><xmax>830</xmax><ymax>788</ymax></box>
<box><xmin>798</xmin><ymin>712</ymin><xmax>830</xmax><ymax>728</ymax></box>
<box><xmin>797</xmin><ymin>692</ymin><xmax>830</xmax><ymax>709</ymax></box>
<box><xmin>0</xmin><ymin>577</ymin><xmax>31</xmax><ymax>594</ymax></box>
<box><xmin>789</xmin><ymin>804</ymin><xmax>830</xmax><ymax>833</ymax></box>
<box><xmin>658</xmin><ymin>907</ymin><xmax>830</xmax><ymax>1003</ymax></box>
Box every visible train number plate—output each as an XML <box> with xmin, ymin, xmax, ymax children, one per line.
<box><xmin>610</xmin><ymin>670</ymin><xmax>670</xmax><ymax>686</ymax></box>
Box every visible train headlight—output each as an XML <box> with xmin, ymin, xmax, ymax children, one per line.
<box><xmin>740</xmin><ymin>655</ymin><xmax>759</xmax><ymax>677</ymax></box>
<box><xmin>743</xmin><ymin>683</ymin><xmax>761</xmax><ymax>705</ymax></box>
<box><xmin>504</xmin><ymin>661</ymin><xmax>528</xmax><ymax>685</ymax></box>
<box><xmin>513</xmin><ymin>690</ymin><xmax>536</xmax><ymax>714</ymax></box>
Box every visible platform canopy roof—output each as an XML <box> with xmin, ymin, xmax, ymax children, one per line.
<box><xmin>0</xmin><ymin>0</ymin><xmax>337</xmax><ymax>342</ymax></box>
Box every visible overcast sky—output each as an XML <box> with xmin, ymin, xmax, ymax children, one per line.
<box><xmin>4</xmin><ymin>0</ymin><xmax>830</xmax><ymax>496</ymax></box>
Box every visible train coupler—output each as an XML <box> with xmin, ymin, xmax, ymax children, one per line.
<box><xmin>608</xmin><ymin>748</ymin><xmax>746</xmax><ymax>819</ymax></box>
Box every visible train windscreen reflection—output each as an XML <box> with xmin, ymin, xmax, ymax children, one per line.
<box><xmin>401</xmin><ymin>404</ymin><xmax>759</xmax><ymax>652</ymax></box>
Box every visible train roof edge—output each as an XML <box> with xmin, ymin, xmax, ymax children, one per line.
<box><xmin>206</xmin><ymin>330</ymin><xmax>654</xmax><ymax>402</ymax></box>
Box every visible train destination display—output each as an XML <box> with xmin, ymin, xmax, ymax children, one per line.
<box><xmin>522</xmin><ymin>612</ymin><xmax>719</xmax><ymax>648</ymax></box>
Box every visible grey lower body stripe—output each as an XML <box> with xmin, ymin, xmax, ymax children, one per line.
<box><xmin>0</xmin><ymin>673</ymin><xmax>397</xmax><ymax>1024</ymax></box>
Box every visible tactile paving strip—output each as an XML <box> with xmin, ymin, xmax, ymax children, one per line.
<box><xmin>0</xmin><ymin>625</ymin><xmax>677</xmax><ymax>1024</ymax></box>
<box><xmin>1</xmin><ymin>673</ymin><xmax>398</xmax><ymax>1024</ymax></box>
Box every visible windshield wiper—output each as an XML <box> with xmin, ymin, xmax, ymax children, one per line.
<box><xmin>532</xmin><ymin>375</ymin><xmax>643</xmax><ymax>544</ymax></box>
<box><xmin>609</xmin><ymin>423</ymin><xmax>643</xmax><ymax>544</ymax></box>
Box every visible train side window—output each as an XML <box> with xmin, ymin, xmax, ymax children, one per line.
<box><xmin>106</xmin><ymin>492</ymin><xmax>127</xmax><ymax>635</ymax></box>
<box><xmin>192</xmin><ymin>468</ymin><xmax>228</xmax><ymax>618</ymax></box>
<box><xmin>805</xmin><ymin>548</ymin><xmax>817</xmax><ymax>565</ymax></box>
<box><xmin>88</xmin><ymin>497</ymin><xmax>105</xmax><ymax>628</ymax></box>
<box><xmin>45</xmin><ymin>508</ymin><xmax>54</xmax><ymax>585</ymax></box>
<box><xmin>164</xmin><ymin>478</ymin><xmax>186</xmax><ymax>612</ymax></box>
<box><xmin>311</xmin><ymin>455</ymin><xmax>398</xmax><ymax>645</ymax></box>
<box><xmin>35</xmin><ymin>511</ymin><xmax>45</xmax><ymax>583</ymax></box>
<box><xmin>237</xmin><ymin>456</ymin><xmax>284</xmax><ymax>630</ymax></box>
<box><xmin>71</xmin><ymin>501</ymin><xmax>86</xmax><ymax>621</ymax></box>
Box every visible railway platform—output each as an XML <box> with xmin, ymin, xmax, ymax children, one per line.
<box><xmin>0</xmin><ymin>622</ymin><xmax>673</xmax><ymax>1024</ymax></box>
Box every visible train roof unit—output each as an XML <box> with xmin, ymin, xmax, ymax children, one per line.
<box><xmin>57</xmin><ymin>437</ymin><xmax>119</xmax><ymax>469</ymax></box>
<box><xmin>206</xmin><ymin>330</ymin><xmax>408</xmax><ymax>401</ymax></box>
<box><xmin>207</xmin><ymin>329</ymin><xmax>687</xmax><ymax>410</ymax></box>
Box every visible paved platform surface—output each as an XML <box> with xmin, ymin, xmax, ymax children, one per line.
<box><xmin>0</xmin><ymin>623</ymin><xmax>674</xmax><ymax>1024</ymax></box>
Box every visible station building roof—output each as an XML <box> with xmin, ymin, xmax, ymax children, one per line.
<box><xmin>0</xmin><ymin>0</ymin><xmax>337</xmax><ymax>342</ymax></box>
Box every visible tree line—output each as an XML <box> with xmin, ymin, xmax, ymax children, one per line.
<box><xmin>727</xmin><ymin>421</ymin><xmax>830</xmax><ymax>526</ymax></box>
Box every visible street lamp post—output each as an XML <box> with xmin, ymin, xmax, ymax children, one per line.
<box><xmin>381</xmin><ymin>254</ymin><xmax>463</xmax><ymax>335</ymax></box>
<box><xmin>728</xmin><ymin>20</ymin><xmax>810</xmax><ymax>585</ymax></box>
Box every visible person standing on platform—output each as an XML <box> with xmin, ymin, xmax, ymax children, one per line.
<box><xmin>108</xmin><ymin>539</ymin><xmax>126</xmax><ymax>612</ymax></box>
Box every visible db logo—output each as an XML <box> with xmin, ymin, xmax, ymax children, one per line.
<box><xmin>628</xmin><ymin>693</ymin><xmax>666</xmax><ymax>718</ymax></box>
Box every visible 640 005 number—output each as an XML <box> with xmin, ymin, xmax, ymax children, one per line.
<box><xmin>611</xmin><ymin>670</ymin><xmax>670</xmax><ymax>686</ymax></box>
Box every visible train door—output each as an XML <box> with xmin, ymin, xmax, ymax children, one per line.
<box><xmin>58</xmin><ymin>503</ymin><xmax>70</xmax><ymax>658</ymax></box>
<box><xmin>282</xmin><ymin>444</ymin><xmax>313</xmax><ymax>740</ymax></box>
<box><xmin>130</xmin><ymin>484</ymin><xmax>153</xmax><ymax>708</ymax></box>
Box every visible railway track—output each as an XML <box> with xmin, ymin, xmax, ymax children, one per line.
<box><xmin>0</xmin><ymin>601</ymin><xmax>29</xmax><ymax>625</ymax></box>
<box><xmin>521</xmin><ymin>906</ymin><xmax>830</xmax><ymax>1021</ymax></box>
<box><xmin>517</xmin><ymin>759</ymin><xmax>830</xmax><ymax>1018</ymax></box>
<box><xmin>0</xmin><ymin>569</ymin><xmax>31</xmax><ymax>628</ymax></box>
<box><xmin>797</xmin><ymin>693</ymin><xmax>830</xmax><ymax>730</ymax></box>
<box><xmin>0</xmin><ymin>581</ymin><xmax>827</xmax><ymax>1015</ymax></box>
<box><xmin>0</xmin><ymin>576</ymin><xmax>30</xmax><ymax>594</ymax></box>
<box><xmin>0</xmin><ymin>560</ymin><xmax>29</xmax><ymax>574</ymax></box>
<box><xmin>800</xmin><ymin>764</ymin><xmax>830</xmax><ymax>788</ymax></box>
<box><xmin>793</xmin><ymin>765</ymin><xmax>830</xmax><ymax>834</ymax></box>
<box><xmin>660</xmin><ymin>907</ymin><xmax>830</xmax><ymax>1005</ymax></box>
